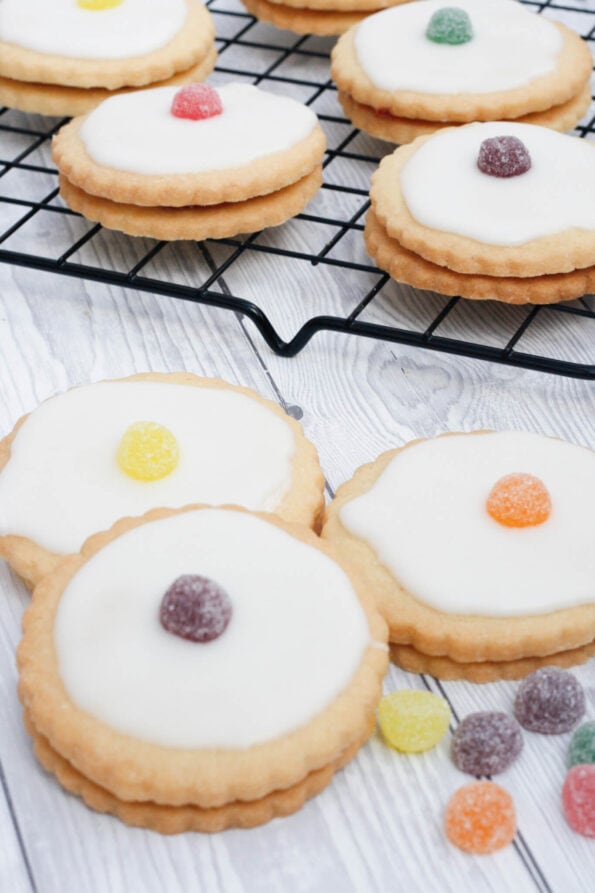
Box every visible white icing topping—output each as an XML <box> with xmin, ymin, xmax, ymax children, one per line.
<box><xmin>340</xmin><ymin>432</ymin><xmax>595</xmax><ymax>617</ymax></box>
<box><xmin>0</xmin><ymin>0</ymin><xmax>188</xmax><ymax>60</ymax></box>
<box><xmin>0</xmin><ymin>381</ymin><xmax>297</xmax><ymax>554</ymax></box>
<box><xmin>354</xmin><ymin>0</ymin><xmax>562</xmax><ymax>95</ymax></box>
<box><xmin>79</xmin><ymin>84</ymin><xmax>318</xmax><ymax>176</ymax></box>
<box><xmin>401</xmin><ymin>122</ymin><xmax>595</xmax><ymax>246</ymax></box>
<box><xmin>54</xmin><ymin>509</ymin><xmax>370</xmax><ymax>748</ymax></box>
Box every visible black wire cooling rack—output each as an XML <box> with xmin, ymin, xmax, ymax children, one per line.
<box><xmin>1</xmin><ymin>0</ymin><xmax>594</xmax><ymax>378</ymax></box>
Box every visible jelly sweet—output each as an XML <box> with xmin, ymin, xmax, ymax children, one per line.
<box><xmin>77</xmin><ymin>0</ymin><xmax>124</xmax><ymax>9</ymax></box>
<box><xmin>452</xmin><ymin>712</ymin><xmax>523</xmax><ymax>776</ymax></box>
<box><xmin>477</xmin><ymin>136</ymin><xmax>532</xmax><ymax>178</ymax></box>
<box><xmin>160</xmin><ymin>574</ymin><xmax>232</xmax><ymax>642</ymax></box>
<box><xmin>514</xmin><ymin>668</ymin><xmax>585</xmax><ymax>734</ymax></box>
<box><xmin>568</xmin><ymin>722</ymin><xmax>595</xmax><ymax>767</ymax></box>
<box><xmin>171</xmin><ymin>84</ymin><xmax>223</xmax><ymax>121</ymax></box>
<box><xmin>426</xmin><ymin>8</ymin><xmax>473</xmax><ymax>45</ymax></box>
<box><xmin>378</xmin><ymin>690</ymin><xmax>450</xmax><ymax>753</ymax></box>
<box><xmin>445</xmin><ymin>781</ymin><xmax>517</xmax><ymax>854</ymax></box>
<box><xmin>486</xmin><ymin>473</ymin><xmax>550</xmax><ymax>528</ymax></box>
<box><xmin>562</xmin><ymin>765</ymin><xmax>595</xmax><ymax>838</ymax></box>
<box><xmin>117</xmin><ymin>421</ymin><xmax>179</xmax><ymax>482</ymax></box>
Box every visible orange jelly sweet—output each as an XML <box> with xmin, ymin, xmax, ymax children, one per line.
<box><xmin>486</xmin><ymin>473</ymin><xmax>551</xmax><ymax>528</ymax></box>
<box><xmin>445</xmin><ymin>781</ymin><xmax>517</xmax><ymax>854</ymax></box>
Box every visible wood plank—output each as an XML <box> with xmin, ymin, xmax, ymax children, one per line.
<box><xmin>0</xmin><ymin>265</ymin><xmax>578</xmax><ymax>893</ymax></box>
<box><xmin>252</xmin><ymin>329</ymin><xmax>595</xmax><ymax>891</ymax></box>
<box><xmin>1</xmin><ymin>1</ymin><xmax>594</xmax><ymax>884</ymax></box>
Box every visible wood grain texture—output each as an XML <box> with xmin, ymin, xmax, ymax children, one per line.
<box><xmin>0</xmin><ymin>258</ymin><xmax>593</xmax><ymax>893</ymax></box>
<box><xmin>1</xmin><ymin>0</ymin><xmax>594</xmax><ymax>885</ymax></box>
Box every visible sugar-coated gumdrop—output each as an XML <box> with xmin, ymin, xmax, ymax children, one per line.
<box><xmin>568</xmin><ymin>722</ymin><xmax>595</xmax><ymax>767</ymax></box>
<box><xmin>514</xmin><ymin>668</ymin><xmax>585</xmax><ymax>735</ymax></box>
<box><xmin>562</xmin><ymin>765</ymin><xmax>595</xmax><ymax>838</ymax></box>
<box><xmin>445</xmin><ymin>781</ymin><xmax>516</xmax><ymax>854</ymax></box>
<box><xmin>477</xmin><ymin>136</ymin><xmax>532</xmax><ymax>178</ymax></box>
<box><xmin>117</xmin><ymin>421</ymin><xmax>179</xmax><ymax>482</ymax></box>
<box><xmin>378</xmin><ymin>690</ymin><xmax>450</xmax><ymax>753</ymax></box>
<box><xmin>486</xmin><ymin>473</ymin><xmax>551</xmax><ymax>528</ymax></box>
<box><xmin>452</xmin><ymin>712</ymin><xmax>523</xmax><ymax>777</ymax></box>
<box><xmin>160</xmin><ymin>575</ymin><xmax>232</xmax><ymax>643</ymax></box>
<box><xmin>171</xmin><ymin>84</ymin><xmax>223</xmax><ymax>121</ymax></box>
<box><xmin>77</xmin><ymin>0</ymin><xmax>124</xmax><ymax>9</ymax></box>
<box><xmin>426</xmin><ymin>8</ymin><xmax>473</xmax><ymax>45</ymax></box>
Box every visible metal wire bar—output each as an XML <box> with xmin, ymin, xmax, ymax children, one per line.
<box><xmin>0</xmin><ymin>0</ymin><xmax>594</xmax><ymax>378</ymax></box>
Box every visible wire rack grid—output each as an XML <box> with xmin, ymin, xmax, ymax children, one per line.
<box><xmin>1</xmin><ymin>0</ymin><xmax>595</xmax><ymax>378</ymax></box>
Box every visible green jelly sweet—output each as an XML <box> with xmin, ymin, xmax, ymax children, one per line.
<box><xmin>426</xmin><ymin>7</ymin><xmax>473</xmax><ymax>45</ymax></box>
<box><xmin>568</xmin><ymin>722</ymin><xmax>595</xmax><ymax>767</ymax></box>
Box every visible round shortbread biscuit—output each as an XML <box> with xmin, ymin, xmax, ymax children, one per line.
<box><xmin>18</xmin><ymin>505</ymin><xmax>388</xmax><ymax>808</ymax></box>
<box><xmin>25</xmin><ymin>710</ymin><xmax>372</xmax><ymax>833</ymax></box>
<box><xmin>389</xmin><ymin>641</ymin><xmax>595</xmax><ymax>683</ymax></box>
<box><xmin>323</xmin><ymin>433</ymin><xmax>595</xmax><ymax>663</ymax></box>
<box><xmin>52</xmin><ymin>83</ymin><xmax>326</xmax><ymax>208</ymax></box>
<box><xmin>240</xmin><ymin>0</ymin><xmax>368</xmax><ymax>36</ymax></box>
<box><xmin>0</xmin><ymin>48</ymin><xmax>217</xmax><ymax>118</ymax></box>
<box><xmin>0</xmin><ymin>372</ymin><xmax>326</xmax><ymax>587</ymax></box>
<box><xmin>331</xmin><ymin>4</ymin><xmax>592</xmax><ymax>123</ymax></box>
<box><xmin>364</xmin><ymin>209</ymin><xmax>595</xmax><ymax>305</ymax></box>
<box><xmin>338</xmin><ymin>82</ymin><xmax>591</xmax><ymax>146</ymax></box>
<box><xmin>370</xmin><ymin>125</ymin><xmax>595</xmax><ymax>279</ymax></box>
<box><xmin>0</xmin><ymin>0</ymin><xmax>215</xmax><ymax>91</ymax></box>
<box><xmin>58</xmin><ymin>168</ymin><xmax>322</xmax><ymax>241</ymax></box>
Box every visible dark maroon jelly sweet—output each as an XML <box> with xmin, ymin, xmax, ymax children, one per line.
<box><xmin>160</xmin><ymin>574</ymin><xmax>232</xmax><ymax>643</ymax></box>
<box><xmin>514</xmin><ymin>668</ymin><xmax>585</xmax><ymax>735</ymax></box>
<box><xmin>452</xmin><ymin>712</ymin><xmax>523</xmax><ymax>776</ymax></box>
<box><xmin>477</xmin><ymin>136</ymin><xmax>531</xmax><ymax>178</ymax></box>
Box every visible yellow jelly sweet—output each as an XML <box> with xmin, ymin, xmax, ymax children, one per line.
<box><xmin>378</xmin><ymin>690</ymin><xmax>450</xmax><ymax>753</ymax></box>
<box><xmin>77</xmin><ymin>0</ymin><xmax>125</xmax><ymax>11</ymax></box>
<box><xmin>117</xmin><ymin>421</ymin><xmax>179</xmax><ymax>482</ymax></box>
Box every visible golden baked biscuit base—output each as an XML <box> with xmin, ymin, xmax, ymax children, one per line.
<box><xmin>364</xmin><ymin>209</ymin><xmax>595</xmax><ymax>304</ymax></box>
<box><xmin>58</xmin><ymin>167</ymin><xmax>322</xmax><ymax>241</ymax></box>
<box><xmin>240</xmin><ymin>0</ymin><xmax>368</xmax><ymax>35</ymax></box>
<box><xmin>0</xmin><ymin>48</ymin><xmax>217</xmax><ymax>118</ymax></box>
<box><xmin>0</xmin><ymin>372</ymin><xmax>326</xmax><ymax>588</ymax></box>
<box><xmin>25</xmin><ymin>711</ymin><xmax>372</xmax><ymax>833</ymax></box>
<box><xmin>338</xmin><ymin>83</ymin><xmax>592</xmax><ymax>145</ymax></box>
<box><xmin>0</xmin><ymin>1</ymin><xmax>214</xmax><ymax>91</ymax></box>
<box><xmin>322</xmin><ymin>436</ymin><xmax>595</xmax><ymax>663</ymax></box>
<box><xmin>372</xmin><ymin>137</ymin><xmax>595</xmax><ymax>278</ymax></box>
<box><xmin>390</xmin><ymin>641</ymin><xmax>595</xmax><ymax>683</ymax></box>
<box><xmin>331</xmin><ymin>24</ymin><xmax>592</xmax><ymax>123</ymax></box>
<box><xmin>262</xmin><ymin>0</ymin><xmax>411</xmax><ymax>11</ymax></box>
<box><xmin>18</xmin><ymin>505</ymin><xmax>388</xmax><ymax>806</ymax></box>
<box><xmin>53</xmin><ymin>115</ymin><xmax>327</xmax><ymax>208</ymax></box>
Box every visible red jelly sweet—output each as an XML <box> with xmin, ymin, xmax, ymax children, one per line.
<box><xmin>160</xmin><ymin>574</ymin><xmax>232</xmax><ymax>642</ymax></box>
<box><xmin>562</xmin><ymin>765</ymin><xmax>595</xmax><ymax>838</ymax></box>
<box><xmin>171</xmin><ymin>84</ymin><xmax>223</xmax><ymax>121</ymax></box>
<box><xmin>477</xmin><ymin>136</ymin><xmax>531</xmax><ymax>178</ymax></box>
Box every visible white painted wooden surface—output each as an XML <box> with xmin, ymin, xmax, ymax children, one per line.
<box><xmin>1</xmin><ymin>1</ymin><xmax>594</xmax><ymax>890</ymax></box>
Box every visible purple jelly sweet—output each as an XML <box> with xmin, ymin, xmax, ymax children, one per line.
<box><xmin>160</xmin><ymin>574</ymin><xmax>232</xmax><ymax>643</ymax></box>
<box><xmin>477</xmin><ymin>136</ymin><xmax>532</xmax><ymax>178</ymax></box>
<box><xmin>514</xmin><ymin>668</ymin><xmax>585</xmax><ymax>735</ymax></box>
<box><xmin>452</xmin><ymin>712</ymin><xmax>523</xmax><ymax>776</ymax></box>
